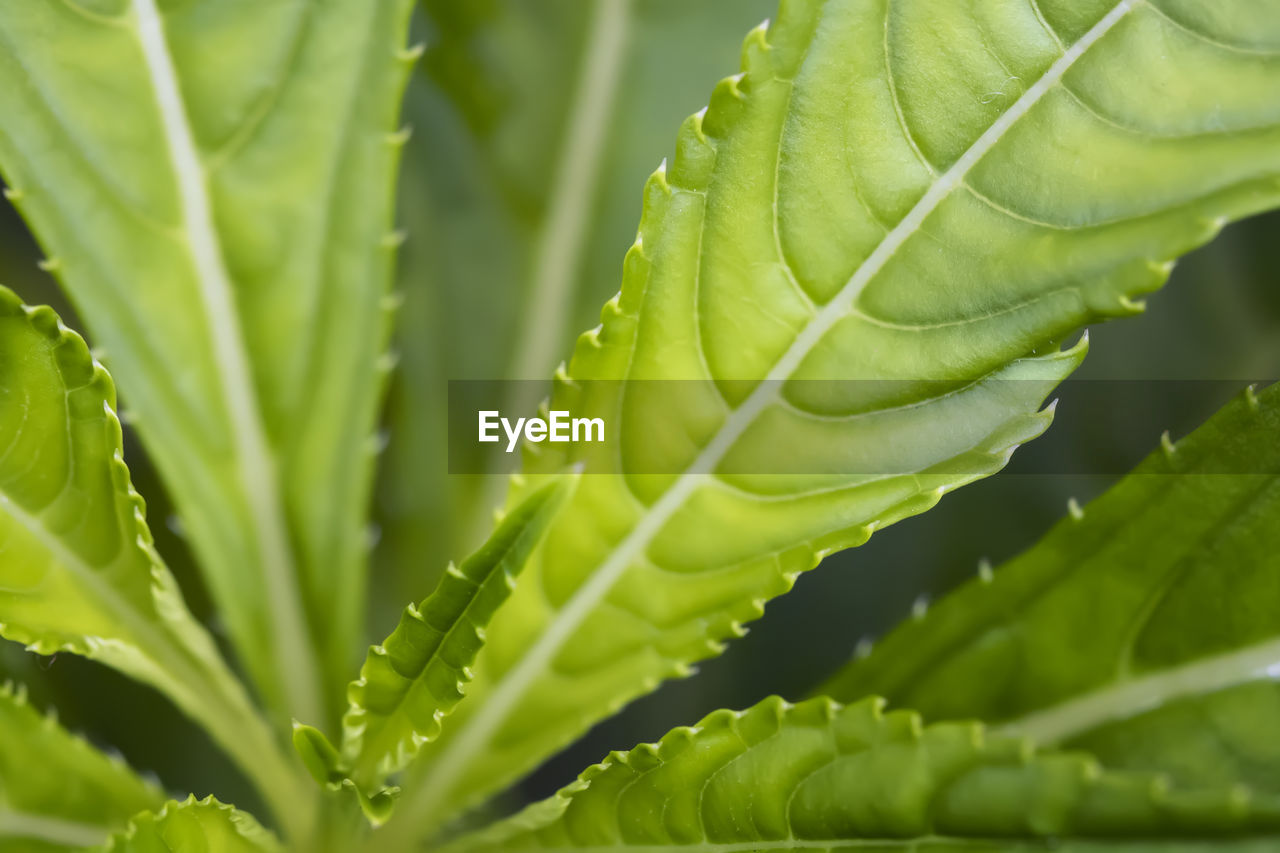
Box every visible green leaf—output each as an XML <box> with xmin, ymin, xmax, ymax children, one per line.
<box><xmin>384</xmin><ymin>0</ymin><xmax>1280</xmax><ymax>836</ymax></box>
<box><xmin>377</xmin><ymin>0</ymin><xmax>778</xmax><ymax>604</ymax></box>
<box><xmin>98</xmin><ymin>797</ymin><xmax>281</xmax><ymax>853</ymax></box>
<box><xmin>0</xmin><ymin>0</ymin><xmax>416</xmax><ymax>727</ymax></box>
<box><xmin>344</xmin><ymin>479</ymin><xmax>571</xmax><ymax>796</ymax></box>
<box><xmin>292</xmin><ymin>723</ymin><xmax>346</xmax><ymax>790</ymax></box>
<box><xmin>291</xmin><ymin>721</ymin><xmax>402</xmax><ymax>828</ymax></box>
<box><xmin>442</xmin><ymin>695</ymin><xmax>1280</xmax><ymax>852</ymax></box>
<box><xmin>822</xmin><ymin>382</ymin><xmax>1280</xmax><ymax>794</ymax></box>
<box><xmin>0</xmin><ymin>682</ymin><xmax>162</xmax><ymax>851</ymax></box>
<box><xmin>0</xmin><ymin>290</ymin><xmax>312</xmax><ymax>840</ymax></box>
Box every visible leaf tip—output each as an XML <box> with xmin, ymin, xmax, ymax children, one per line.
<box><xmin>1244</xmin><ymin>383</ymin><xmax>1261</xmax><ymax>413</ymax></box>
<box><xmin>385</xmin><ymin>125</ymin><xmax>412</xmax><ymax>147</ymax></box>
<box><xmin>398</xmin><ymin>42</ymin><xmax>426</xmax><ymax>64</ymax></box>
<box><xmin>1067</xmin><ymin>497</ymin><xmax>1084</xmax><ymax>521</ymax></box>
<box><xmin>1117</xmin><ymin>294</ymin><xmax>1146</xmax><ymax>314</ymax></box>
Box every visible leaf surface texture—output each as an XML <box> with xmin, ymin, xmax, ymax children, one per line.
<box><xmin>823</xmin><ymin>382</ymin><xmax>1280</xmax><ymax>795</ymax></box>
<box><xmin>0</xmin><ymin>289</ymin><xmax>310</xmax><ymax>839</ymax></box>
<box><xmin>98</xmin><ymin>798</ymin><xmax>281</xmax><ymax>853</ymax></box>
<box><xmin>378</xmin><ymin>0</ymin><xmax>777</xmax><ymax>601</ymax></box>
<box><xmin>0</xmin><ymin>683</ymin><xmax>162</xmax><ymax>851</ymax></box>
<box><xmin>343</xmin><ymin>481</ymin><xmax>569</xmax><ymax>791</ymax></box>
<box><xmin>387</xmin><ymin>0</ymin><xmax>1280</xmax><ymax>835</ymax></box>
<box><xmin>0</xmin><ymin>0</ymin><xmax>417</xmax><ymax>726</ymax></box>
<box><xmin>446</xmin><ymin>695</ymin><xmax>1280</xmax><ymax>852</ymax></box>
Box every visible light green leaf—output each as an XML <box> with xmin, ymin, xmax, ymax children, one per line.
<box><xmin>0</xmin><ymin>682</ymin><xmax>162</xmax><ymax>851</ymax></box>
<box><xmin>343</xmin><ymin>479</ymin><xmax>570</xmax><ymax>796</ymax></box>
<box><xmin>384</xmin><ymin>0</ymin><xmax>1280</xmax><ymax>837</ymax></box>
<box><xmin>292</xmin><ymin>723</ymin><xmax>346</xmax><ymax>790</ymax></box>
<box><xmin>822</xmin><ymin>382</ymin><xmax>1280</xmax><ymax>794</ymax></box>
<box><xmin>443</xmin><ymin>695</ymin><xmax>1280</xmax><ymax>852</ymax></box>
<box><xmin>0</xmin><ymin>0</ymin><xmax>416</xmax><ymax>727</ymax></box>
<box><xmin>0</xmin><ymin>290</ymin><xmax>311</xmax><ymax>840</ymax></box>
<box><xmin>376</xmin><ymin>0</ymin><xmax>778</xmax><ymax>605</ymax></box>
<box><xmin>98</xmin><ymin>797</ymin><xmax>281</xmax><ymax>853</ymax></box>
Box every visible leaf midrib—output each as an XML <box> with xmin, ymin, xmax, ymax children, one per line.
<box><xmin>128</xmin><ymin>0</ymin><xmax>321</xmax><ymax>723</ymax></box>
<box><xmin>403</xmin><ymin>0</ymin><xmax>1141</xmax><ymax>829</ymax></box>
<box><xmin>1</xmin><ymin>471</ymin><xmax>313</xmax><ymax>840</ymax></box>
<box><xmin>996</xmin><ymin>635</ymin><xmax>1280</xmax><ymax>746</ymax></box>
<box><xmin>0</xmin><ymin>480</ymin><xmax>261</xmax><ymax>759</ymax></box>
<box><xmin>0</xmin><ymin>809</ymin><xmax>114</xmax><ymax>848</ymax></box>
<box><xmin>0</xmin><ymin>486</ymin><xmax>190</xmax><ymax>690</ymax></box>
<box><xmin>469</xmin><ymin>0</ymin><xmax>636</xmax><ymax>546</ymax></box>
<box><xmin>508</xmin><ymin>0</ymin><xmax>633</xmax><ymax>382</ymax></box>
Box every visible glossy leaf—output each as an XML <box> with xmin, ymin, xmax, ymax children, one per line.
<box><xmin>0</xmin><ymin>0</ymin><xmax>416</xmax><ymax>727</ymax></box>
<box><xmin>822</xmin><ymin>382</ymin><xmax>1280</xmax><ymax>793</ymax></box>
<box><xmin>385</xmin><ymin>0</ymin><xmax>1280</xmax><ymax>836</ymax></box>
<box><xmin>444</xmin><ymin>695</ymin><xmax>1280</xmax><ymax>852</ymax></box>
<box><xmin>0</xmin><ymin>682</ymin><xmax>162</xmax><ymax>851</ymax></box>
<box><xmin>98</xmin><ymin>797</ymin><xmax>281</xmax><ymax>853</ymax></box>
<box><xmin>0</xmin><ymin>290</ymin><xmax>311</xmax><ymax>840</ymax></box>
<box><xmin>343</xmin><ymin>479</ymin><xmax>570</xmax><ymax>794</ymax></box>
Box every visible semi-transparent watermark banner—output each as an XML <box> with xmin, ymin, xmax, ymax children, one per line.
<box><xmin>447</xmin><ymin>379</ymin><xmax>1278</xmax><ymax>475</ymax></box>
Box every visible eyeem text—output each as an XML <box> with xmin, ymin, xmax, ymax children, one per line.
<box><xmin>478</xmin><ymin>410</ymin><xmax>606</xmax><ymax>453</ymax></box>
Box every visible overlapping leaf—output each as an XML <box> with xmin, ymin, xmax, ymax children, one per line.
<box><xmin>0</xmin><ymin>0</ymin><xmax>416</xmax><ymax>727</ymax></box>
<box><xmin>98</xmin><ymin>797</ymin><xmax>280</xmax><ymax>853</ymax></box>
<box><xmin>0</xmin><ymin>290</ymin><xmax>310</xmax><ymax>839</ymax></box>
<box><xmin>0</xmin><ymin>683</ymin><xmax>161</xmax><ymax>851</ymax></box>
<box><xmin>382</xmin><ymin>0</ymin><xmax>1280</xmax><ymax>838</ymax></box>
<box><xmin>377</xmin><ymin>0</ymin><xmax>777</xmax><ymax>608</ymax></box>
<box><xmin>342</xmin><ymin>480</ymin><xmax>570</xmax><ymax>793</ymax></box>
<box><xmin>445</xmin><ymin>695</ymin><xmax>1280</xmax><ymax>852</ymax></box>
<box><xmin>823</xmin><ymin>382</ymin><xmax>1280</xmax><ymax>794</ymax></box>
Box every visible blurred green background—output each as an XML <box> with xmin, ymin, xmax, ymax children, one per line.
<box><xmin>0</xmin><ymin>0</ymin><xmax>1276</xmax><ymax>823</ymax></box>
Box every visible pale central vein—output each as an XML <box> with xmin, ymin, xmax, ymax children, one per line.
<box><xmin>130</xmin><ymin>0</ymin><xmax>322</xmax><ymax>723</ymax></box>
<box><xmin>0</xmin><ymin>810</ymin><xmax>113</xmax><ymax>848</ymax></box>
<box><xmin>0</xmin><ymin>485</ymin><xmax>306</xmax><ymax>835</ymax></box>
<box><xmin>508</xmin><ymin>0</ymin><xmax>633</xmax><ymax>383</ymax></box>
<box><xmin>406</xmin><ymin>0</ymin><xmax>1140</xmax><ymax>826</ymax></box>
<box><xmin>996</xmin><ymin>636</ymin><xmax>1280</xmax><ymax>745</ymax></box>
<box><xmin>0</xmin><ymin>489</ymin><xmax>202</xmax><ymax>707</ymax></box>
<box><xmin>467</xmin><ymin>0</ymin><xmax>636</xmax><ymax>549</ymax></box>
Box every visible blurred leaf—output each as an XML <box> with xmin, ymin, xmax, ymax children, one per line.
<box><xmin>0</xmin><ymin>682</ymin><xmax>161</xmax><ymax>851</ymax></box>
<box><xmin>99</xmin><ymin>797</ymin><xmax>280</xmax><ymax>853</ymax></box>
<box><xmin>0</xmin><ymin>290</ymin><xmax>310</xmax><ymax>839</ymax></box>
<box><xmin>291</xmin><ymin>723</ymin><xmax>345</xmax><ymax>790</ymax></box>
<box><xmin>379</xmin><ymin>0</ymin><xmax>1280</xmax><ymax>839</ymax></box>
<box><xmin>376</xmin><ymin>0</ymin><xmax>778</xmax><ymax>609</ymax></box>
<box><xmin>823</xmin><ymin>383</ymin><xmax>1280</xmax><ymax>794</ymax></box>
<box><xmin>344</xmin><ymin>479</ymin><xmax>569</xmax><ymax>795</ymax></box>
<box><xmin>0</xmin><ymin>0</ymin><xmax>415</xmax><ymax>728</ymax></box>
<box><xmin>444</xmin><ymin>695</ymin><xmax>1280</xmax><ymax>852</ymax></box>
